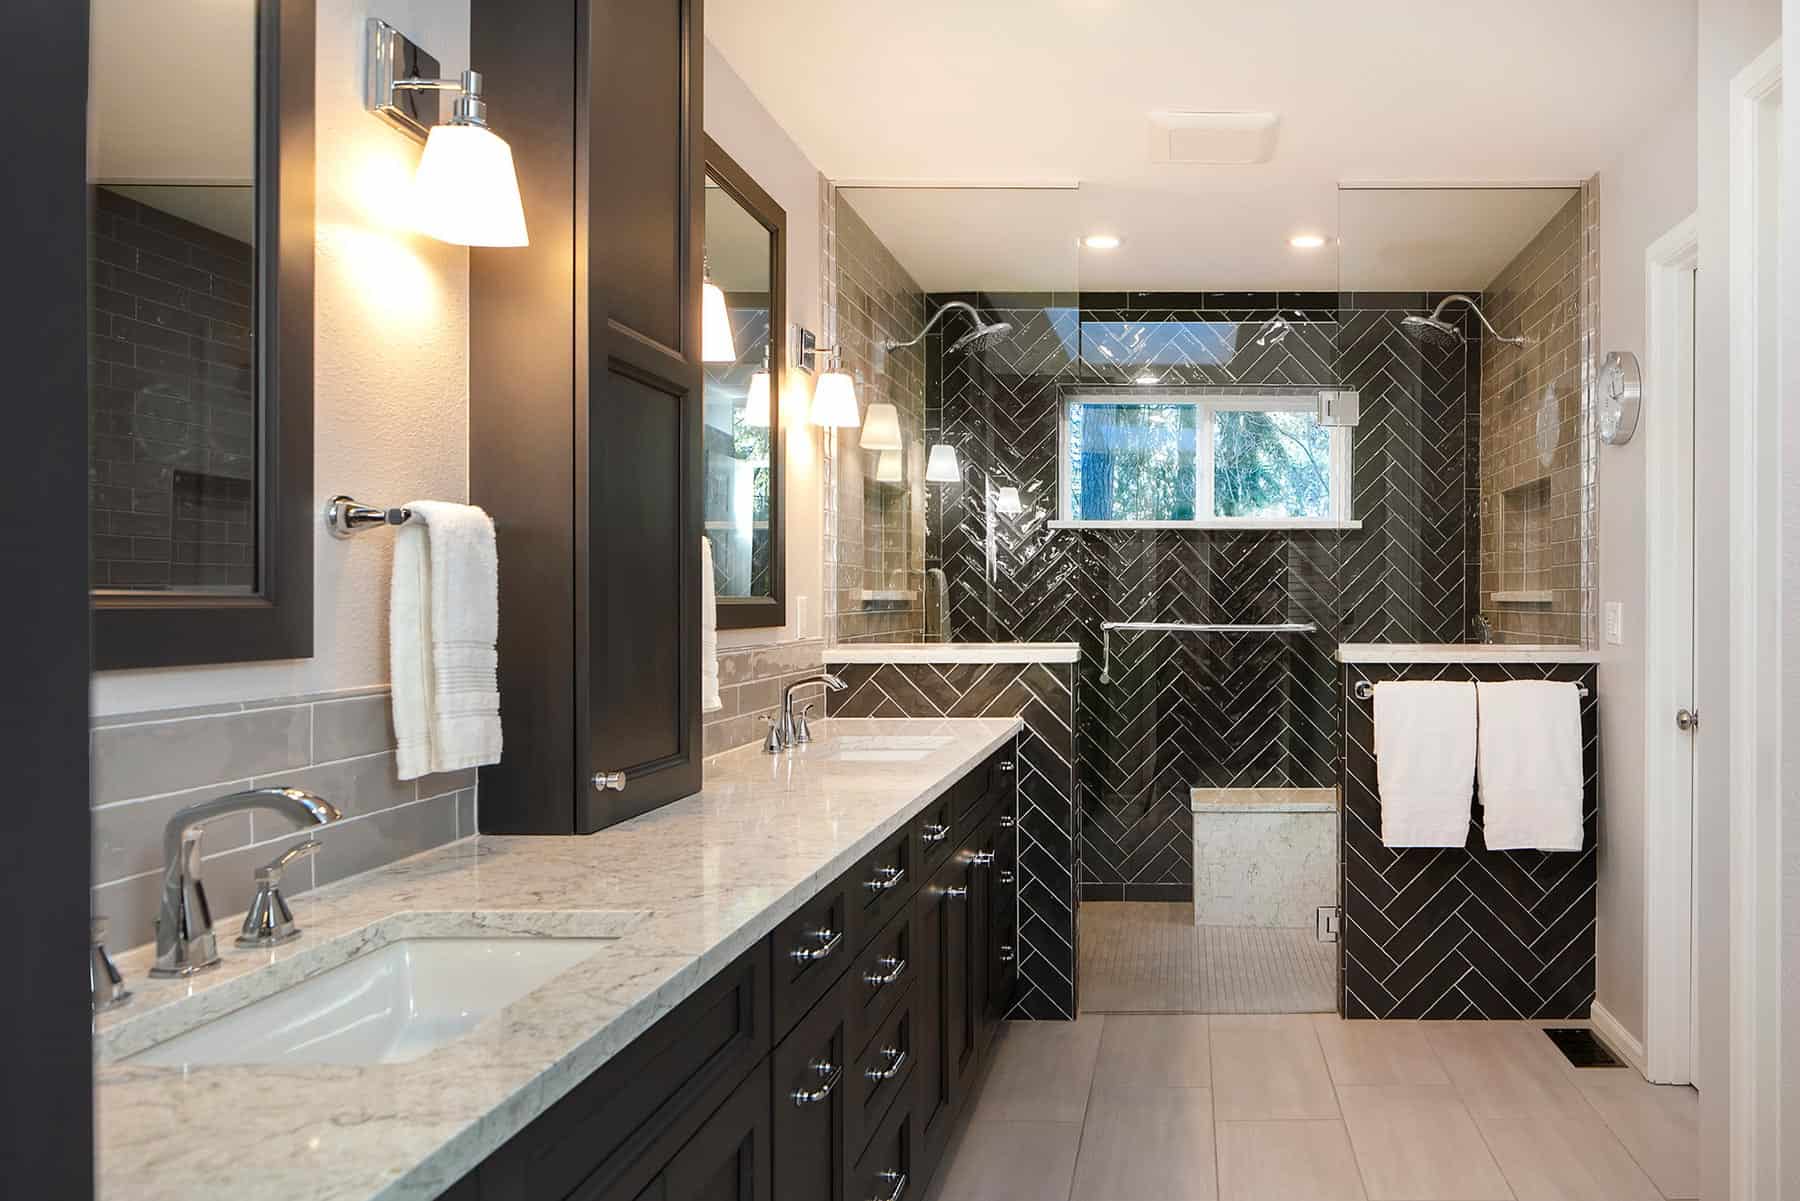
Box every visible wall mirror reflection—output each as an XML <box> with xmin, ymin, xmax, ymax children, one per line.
<box><xmin>88</xmin><ymin>0</ymin><xmax>315</xmax><ymax>668</ymax></box>
<box><xmin>702</xmin><ymin>136</ymin><xmax>786</xmax><ymax>628</ymax></box>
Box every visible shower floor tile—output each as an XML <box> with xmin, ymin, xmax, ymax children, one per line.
<box><xmin>1080</xmin><ymin>902</ymin><xmax>1336</xmax><ymax>1014</ymax></box>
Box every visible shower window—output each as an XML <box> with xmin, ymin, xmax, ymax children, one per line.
<box><xmin>1058</xmin><ymin>396</ymin><xmax>1353</xmax><ymax>526</ymax></box>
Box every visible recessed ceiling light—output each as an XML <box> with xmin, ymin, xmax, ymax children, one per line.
<box><xmin>1289</xmin><ymin>233</ymin><xmax>1328</xmax><ymax>250</ymax></box>
<box><xmin>1082</xmin><ymin>234</ymin><xmax>1123</xmax><ymax>250</ymax></box>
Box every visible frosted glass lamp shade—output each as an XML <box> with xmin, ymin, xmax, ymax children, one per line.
<box><xmin>995</xmin><ymin>486</ymin><xmax>1023</xmax><ymax>514</ymax></box>
<box><xmin>860</xmin><ymin>402</ymin><xmax>903</xmax><ymax>450</ymax></box>
<box><xmin>925</xmin><ymin>443</ymin><xmax>960</xmax><ymax>483</ymax></box>
<box><xmin>810</xmin><ymin>370</ymin><xmax>860</xmax><ymax>427</ymax></box>
<box><xmin>875</xmin><ymin>449</ymin><xmax>903</xmax><ymax>483</ymax></box>
<box><xmin>743</xmin><ymin>371</ymin><xmax>771</xmax><ymax>426</ymax></box>
<box><xmin>413</xmin><ymin>124</ymin><xmax>529</xmax><ymax>247</ymax></box>
<box><xmin>701</xmin><ymin>279</ymin><xmax>737</xmax><ymax>363</ymax></box>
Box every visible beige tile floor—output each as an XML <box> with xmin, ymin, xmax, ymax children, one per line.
<box><xmin>925</xmin><ymin>1014</ymin><xmax>1698</xmax><ymax>1201</ymax></box>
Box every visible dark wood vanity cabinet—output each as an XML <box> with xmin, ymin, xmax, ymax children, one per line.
<box><xmin>454</xmin><ymin>739</ymin><xmax>1019</xmax><ymax>1201</ymax></box>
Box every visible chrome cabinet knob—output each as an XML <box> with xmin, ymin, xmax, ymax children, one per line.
<box><xmin>921</xmin><ymin>822</ymin><xmax>949</xmax><ymax>844</ymax></box>
<box><xmin>999</xmin><ymin>944</ymin><xmax>1015</xmax><ymax>964</ymax></box>
<box><xmin>996</xmin><ymin>760</ymin><xmax>1015</xmax><ymax>774</ymax></box>
<box><xmin>943</xmin><ymin>885</ymin><xmax>969</xmax><ymax>900</ymax></box>
<box><xmin>1676</xmin><ymin>708</ymin><xmax>1699</xmax><ymax>732</ymax></box>
<box><xmin>864</xmin><ymin>864</ymin><xmax>906</xmax><ymax>892</ymax></box>
<box><xmin>863</xmin><ymin>955</ymin><xmax>907</xmax><ymax>988</ymax></box>
<box><xmin>998</xmin><ymin>870</ymin><xmax>1014</xmax><ymax>885</ymax></box>
<box><xmin>790</xmin><ymin>927</ymin><xmax>843</xmax><ymax>963</ymax></box>
<box><xmin>593</xmin><ymin>771</ymin><xmax>627</xmax><ymax>792</ymax></box>
<box><xmin>969</xmin><ymin>851</ymin><xmax>996</xmax><ymax>866</ymax></box>
<box><xmin>999</xmin><ymin>814</ymin><xmax>1015</xmax><ymax>829</ymax></box>
<box><xmin>864</xmin><ymin>1045</ymin><xmax>908</xmax><ymax>1082</ymax></box>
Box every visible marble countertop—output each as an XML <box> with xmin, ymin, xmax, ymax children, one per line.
<box><xmin>1336</xmin><ymin>642</ymin><xmax>1601</xmax><ymax>664</ymax></box>
<box><xmin>826</xmin><ymin>641</ymin><xmax>1081</xmax><ymax>663</ymax></box>
<box><xmin>93</xmin><ymin>717</ymin><xmax>1022</xmax><ymax>1201</ymax></box>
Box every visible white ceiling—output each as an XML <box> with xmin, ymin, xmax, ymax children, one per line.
<box><xmin>709</xmin><ymin>0</ymin><xmax>1694</xmax><ymax>291</ymax></box>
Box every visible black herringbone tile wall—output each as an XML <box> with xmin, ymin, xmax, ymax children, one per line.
<box><xmin>1340</xmin><ymin>662</ymin><xmax>1598</xmax><ymax>1019</ymax></box>
<box><xmin>824</xmin><ymin>659</ymin><xmax>1080</xmax><ymax>1020</ymax></box>
<box><xmin>925</xmin><ymin>293</ymin><xmax>1483</xmax><ymax>902</ymax></box>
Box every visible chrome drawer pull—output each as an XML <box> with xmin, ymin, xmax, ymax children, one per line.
<box><xmin>791</xmin><ymin>1059</ymin><xmax>842</xmax><ymax>1106</ymax></box>
<box><xmin>999</xmin><ymin>944</ymin><xmax>1015</xmax><ymax>963</ymax></box>
<box><xmin>944</xmin><ymin>886</ymin><xmax>969</xmax><ymax>900</ymax></box>
<box><xmin>869</xmin><ymin>1170</ymin><xmax>907</xmax><ymax>1201</ymax></box>
<box><xmin>997</xmin><ymin>760</ymin><xmax>1015</xmax><ymax>774</ymax></box>
<box><xmin>864</xmin><ymin>864</ymin><xmax>906</xmax><ymax>892</ymax></box>
<box><xmin>863</xmin><ymin>955</ymin><xmax>908</xmax><ymax>988</ymax></box>
<box><xmin>864</xmin><ymin>1045</ymin><xmax>908</xmax><ymax>1082</ymax></box>
<box><xmin>999</xmin><ymin>814</ymin><xmax>1015</xmax><ymax>829</ymax></box>
<box><xmin>790</xmin><ymin>928</ymin><xmax>843</xmax><ymax>963</ymax></box>
<box><xmin>998</xmin><ymin>870</ymin><xmax>1014</xmax><ymax>885</ymax></box>
<box><xmin>969</xmin><ymin>851</ymin><xmax>996</xmax><ymax>866</ymax></box>
<box><xmin>921</xmin><ymin>822</ymin><xmax>949</xmax><ymax>844</ymax></box>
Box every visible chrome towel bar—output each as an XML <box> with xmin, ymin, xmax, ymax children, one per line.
<box><xmin>1353</xmin><ymin>680</ymin><xmax>1590</xmax><ymax>701</ymax></box>
<box><xmin>1098</xmin><ymin>620</ymin><xmax>1319</xmax><ymax>683</ymax></box>
<box><xmin>324</xmin><ymin>494</ymin><xmax>415</xmax><ymax>538</ymax></box>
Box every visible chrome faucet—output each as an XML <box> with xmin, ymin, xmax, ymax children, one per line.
<box><xmin>771</xmin><ymin>673</ymin><xmax>847</xmax><ymax>751</ymax></box>
<box><xmin>1471</xmin><ymin>614</ymin><xmax>1496</xmax><ymax>644</ymax></box>
<box><xmin>151</xmin><ymin>787</ymin><xmax>342</xmax><ymax>978</ymax></box>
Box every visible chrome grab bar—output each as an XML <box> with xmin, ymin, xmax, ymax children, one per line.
<box><xmin>1099</xmin><ymin>620</ymin><xmax>1319</xmax><ymax>683</ymax></box>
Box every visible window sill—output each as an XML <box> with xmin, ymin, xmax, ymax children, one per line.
<box><xmin>1047</xmin><ymin>518</ymin><xmax>1364</xmax><ymax>531</ymax></box>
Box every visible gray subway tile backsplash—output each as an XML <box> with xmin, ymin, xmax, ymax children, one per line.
<box><xmin>92</xmin><ymin>704</ymin><xmax>311</xmax><ymax>804</ymax></box>
<box><xmin>91</xmin><ymin>687</ymin><xmax>473</xmax><ymax>951</ymax></box>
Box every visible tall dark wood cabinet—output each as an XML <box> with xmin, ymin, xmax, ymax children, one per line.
<box><xmin>470</xmin><ymin>0</ymin><xmax>705</xmax><ymax>833</ymax></box>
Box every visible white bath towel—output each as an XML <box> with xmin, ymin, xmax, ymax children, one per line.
<box><xmin>1476</xmin><ymin>680</ymin><xmax>1585</xmax><ymax>851</ymax></box>
<box><xmin>391</xmin><ymin>501</ymin><xmax>503</xmax><ymax>781</ymax></box>
<box><xmin>700</xmin><ymin>535</ymin><xmax>722</xmax><ymax>713</ymax></box>
<box><xmin>1373</xmin><ymin>681</ymin><xmax>1478</xmax><ymax>847</ymax></box>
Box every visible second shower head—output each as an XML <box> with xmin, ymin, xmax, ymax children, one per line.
<box><xmin>883</xmin><ymin>300</ymin><xmax>1012</xmax><ymax>356</ymax></box>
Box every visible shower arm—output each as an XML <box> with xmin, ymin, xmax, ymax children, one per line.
<box><xmin>1432</xmin><ymin>294</ymin><xmax>1527</xmax><ymax>347</ymax></box>
<box><xmin>882</xmin><ymin>301</ymin><xmax>982</xmax><ymax>352</ymax></box>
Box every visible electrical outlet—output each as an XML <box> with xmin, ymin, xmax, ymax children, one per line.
<box><xmin>1604</xmin><ymin>601</ymin><xmax>1623</xmax><ymax>646</ymax></box>
<box><xmin>1316</xmin><ymin>906</ymin><xmax>1340</xmax><ymax>943</ymax></box>
<box><xmin>795</xmin><ymin>594</ymin><xmax>810</xmax><ymax>639</ymax></box>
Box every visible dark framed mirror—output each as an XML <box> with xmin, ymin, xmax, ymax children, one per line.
<box><xmin>88</xmin><ymin>0</ymin><xmax>314</xmax><ymax>669</ymax></box>
<box><xmin>701</xmin><ymin>135</ymin><xmax>785</xmax><ymax>630</ymax></box>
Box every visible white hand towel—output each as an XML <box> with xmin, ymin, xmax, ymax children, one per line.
<box><xmin>1475</xmin><ymin>680</ymin><xmax>1584</xmax><ymax>851</ymax></box>
<box><xmin>1374</xmin><ymin>681</ymin><xmax>1478</xmax><ymax>847</ymax></box>
<box><xmin>700</xmin><ymin>535</ymin><xmax>722</xmax><ymax>713</ymax></box>
<box><xmin>390</xmin><ymin>501</ymin><xmax>503</xmax><ymax>781</ymax></box>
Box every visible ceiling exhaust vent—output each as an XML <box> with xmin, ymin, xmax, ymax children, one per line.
<box><xmin>1149</xmin><ymin>111</ymin><xmax>1280</xmax><ymax>164</ymax></box>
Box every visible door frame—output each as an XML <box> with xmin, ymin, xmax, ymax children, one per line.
<box><xmin>1725</xmin><ymin>38</ymin><xmax>1783</xmax><ymax>1200</ymax></box>
<box><xmin>1641</xmin><ymin>213</ymin><xmax>1699</xmax><ymax>1086</ymax></box>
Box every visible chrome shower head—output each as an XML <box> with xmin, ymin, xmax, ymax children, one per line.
<box><xmin>947</xmin><ymin>320</ymin><xmax>1013</xmax><ymax>354</ymax></box>
<box><xmin>1400</xmin><ymin>293</ymin><xmax>1527</xmax><ymax>350</ymax></box>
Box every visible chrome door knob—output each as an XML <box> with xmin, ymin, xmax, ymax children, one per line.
<box><xmin>1676</xmin><ymin>709</ymin><xmax>1699</xmax><ymax>732</ymax></box>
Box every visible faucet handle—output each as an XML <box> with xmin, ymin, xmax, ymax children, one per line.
<box><xmin>762</xmin><ymin>715</ymin><xmax>785</xmax><ymax>754</ymax></box>
<box><xmin>238</xmin><ymin>840</ymin><xmax>320</xmax><ymax>948</ymax></box>
<box><xmin>90</xmin><ymin>916</ymin><xmax>131</xmax><ymax>1014</ymax></box>
<box><xmin>793</xmin><ymin>703</ymin><xmax>817</xmax><ymax>744</ymax></box>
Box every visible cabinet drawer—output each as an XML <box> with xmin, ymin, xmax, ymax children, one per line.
<box><xmin>480</xmin><ymin>941</ymin><xmax>771</xmax><ymax>1201</ymax></box>
<box><xmin>771</xmin><ymin>971</ymin><xmax>852</xmax><ymax>1201</ymax></box>
<box><xmin>913</xmin><ymin>790</ymin><xmax>956</xmax><ymax>875</ymax></box>
<box><xmin>772</xmin><ymin>877</ymin><xmax>854</xmax><ymax>1039</ymax></box>
<box><xmin>958</xmin><ymin>746</ymin><xmax>1016</xmax><ymax>817</ymax></box>
<box><xmin>847</xmin><ymin>983</ymin><xmax>915</xmax><ymax>1160</ymax></box>
<box><xmin>849</xmin><ymin>1091</ymin><xmax>915</xmax><ymax>1201</ymax></box>
<box><xmin>850</xmin><ymin>824</ymin><xmax>916</xmax><ymax>944</ymax></box>
<box><xmin>848</xmin><ymin>905</ymin><xmax>916</xmax><ymax>1050</ymax></box>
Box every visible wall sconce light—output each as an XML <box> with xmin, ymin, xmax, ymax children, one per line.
<box><xmin>860</xmin><ymin>402</ymin><xmax>903</xmax><ymax>450</ymax></box>
<box><xmin>700</xmin><ymin>258</ymin><xmax>738</xmax><ymax>363</ymax></box>
<box><xmin>876</xmin><ymin>449</ymin><xmax>904</xmax><ymax>483</ymax></box>
<box><xmin>800</xmin><ymin>344</ymin><xmax>860</xmax><ymax>428</ymax></box>
<box><xmin>994</xmin><ymin>486</ymin><xmax>1023</xmax><ymax>514</ymax></box>
<box><xmin>365</xmin><ymin>20</ymin><xmax>528</xmax><ymax>247</ymax></box>
<box><xmin>925</xmin><ymin>443</ymin><xmax>961</xmax><ymax>483</ymax></box>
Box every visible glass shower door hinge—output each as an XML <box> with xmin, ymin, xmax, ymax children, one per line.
<box><xmin>1316</xmin><ymin>906</ymin><xmax>1341</xmax><ymax>943</ymax></box>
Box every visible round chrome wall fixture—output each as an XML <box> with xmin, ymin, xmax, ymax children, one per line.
<box><xmin>1598</xmin><ymin>350</ymin><xmax>1643</xmax><ymax>445</ymax></box>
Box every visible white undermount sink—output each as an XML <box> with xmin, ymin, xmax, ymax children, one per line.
<box><xmin>130</xmin><ymin>937</ymin><xmax>613</xmax><ymax>1068</ymax></box>
<box><xmin>824</xmin><ymin>734</ymin><xmax>957</xmax><ymax>762</ymax></box>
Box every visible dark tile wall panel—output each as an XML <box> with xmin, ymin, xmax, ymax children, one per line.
<box><xmin>825</xmin><ymin>660</ymin><xmax>1080</xmax><ymax>1021</ymax></box>
<box><xmin>89</xmin><ymin>186</ymin><xmax>256</xmax><ymax>590</ymax></box>
<box><xmin>926</xmin><ymin>293</ymin><xmax>1482</xmax><ymax>900</ymax></box>
<box><xmin>1339</xmin><ymin>661</ymin><xmax>1598</xmax><ymax>1020</ymax></box>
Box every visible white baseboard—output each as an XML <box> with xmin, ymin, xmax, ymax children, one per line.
<box><xmin>1589</xmin><ymin>1000</ymin><xmax>1648</xmax><ymax>1077</ymax></box>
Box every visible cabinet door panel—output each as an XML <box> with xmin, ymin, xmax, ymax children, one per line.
<box><xmin>771</xmin><ymin>973</ymin><xmax>850</xmax><ymax>1201</ymax></box>
<box><xmin>914</xmin><ymin>856</ymin><xmax>965</xmax><ymax>1177</ymax></box>
<box><xmin>588</xmin><ymin>1061</ymin><xmax>771</xmax><ymax>1201</ymax></box>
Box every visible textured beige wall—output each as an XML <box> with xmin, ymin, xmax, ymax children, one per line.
<box><xmin>91</xmin><ymin>0</ymin><xmax>472</xmax><ymax>716</ymax></box>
